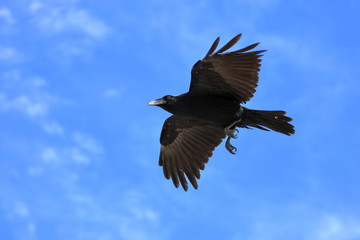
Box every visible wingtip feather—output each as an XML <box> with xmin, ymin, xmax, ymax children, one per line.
<box><xmin>213</xmin><ymin>34</ymin><xmax>242</xmax><ymax>55</ymax></box>
<box><xmin>204</xmin><ymin>36</ymin><xmax>220</xmax><ymax>58</ymax></box>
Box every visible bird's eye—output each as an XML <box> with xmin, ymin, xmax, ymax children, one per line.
<box><xmin>164</xmin><ymin>95</ymin><xmax>172</xmax><ymax>101</ymax></box>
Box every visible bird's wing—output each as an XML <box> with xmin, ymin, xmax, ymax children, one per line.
<box><xmin>190</xmin><ymin>34</ymin><xmax>266</xmax><ymax>103</ymax></box>
<box><xmin>159</xmin><ymin>115</ymin><xmax>225</xmax><ymax>191</ymax></box>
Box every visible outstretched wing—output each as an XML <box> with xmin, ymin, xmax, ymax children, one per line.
<box><xmin>159</xmin><ymin>115</ymin><xmax>225</xmax><ymax>191</ymax></box>
<box><xmin>190</xmin><ymin>34</ymin><xmax>266</xmax><ymax>103</ymax></box>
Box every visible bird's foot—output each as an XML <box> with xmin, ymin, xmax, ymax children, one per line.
<box><xmin>225</xmin><ymin>136</ymin><xmax>237</xmax><ymax>154</ymax></box>
<box><xmin>225</xmin><ymin>127</ymin><xmax>239</xmax><ymax>139</ymax></box>
<box><xmin>224</xmin><ymin>117</ymin><xmax>242</xmax><ymax>138</ymax></box>
<box><xmin>224</xmin><ymin>119</ymin><xmax>242</xmax><ymax>154</ymax></box>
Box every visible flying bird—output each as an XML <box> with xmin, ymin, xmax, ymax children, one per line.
<box><xmin>149</xmin><ymin>34</ymin><xmax>295</xmax><ymax>191</ymax></box>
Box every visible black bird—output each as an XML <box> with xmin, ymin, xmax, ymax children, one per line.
<box><xmin>149</xmin><ymin>34</ymin><xmax>295</xmax><ymax>191</ymax></box>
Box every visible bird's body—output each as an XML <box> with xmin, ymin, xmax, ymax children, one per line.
<box><xmin>149</xmin><ymin>34</ymin><xmax>295</xmax><ymax>191</ymax></box>
<box><xmin>160</xmin><ymin>93</ymin><xmax>240</xmax><ymax>127</ymax></box>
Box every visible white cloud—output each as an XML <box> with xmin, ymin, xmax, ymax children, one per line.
<box><xmin>27</xmin><ymin>2</ymin><xmax>109</xmax><ymax>57</ymax></box>
<box><xmin>0</xmin><ymin>73</ymin><xmax>63</xmax><ymax>122</ymax></box>
<box><xmin>30</xmin><ymin>3</ymin><xmax>109</xmax><ymax>39</ymax></box>
<box><xmin>60</xmin><ymin>189</ymin><xmax>166</xmax><ymax>240</ymax></box>
<box><xmin>41</xmin><ymin>146</ymin><xmax>92</xmax><ymax>165</ymax></box>
<box><xmin>66</xmin><ymin>9</ymin><xmax>109</xmax><ymax>38</ymax></box>
<box><xmin>30</xmin><ymin>76</ymin><xmax>47</xmax><ymax>87</ymax></box>
<box><xmin>129</xmin><ymin>206</ymin><xmax>159</xmax><ymax>222</ymax></box>
<box><xmin>118</xmin><ymin>222</ymin><xmax>149</xmax><ymax>240</ymax></box>
<box><xmin>27</xmin><ymin>223</ymin><xmax>37</xmax><ymax>234</ymax></box>
<box><xmin>73</xmin><ymin>132</ymin><xmax>103</xmax><ymax>154</ymax></box>
<box><xmin>258</xmin><ymin>34</ymin><xmax>338</xmax><ymax>74</ymax></box>
<box><xmin>2</xmin><ymin>69</ymin><xmax>21</xmax><ymax>82</ymax></box>
<box><xmin>56</xmin><ymin>39</ymin><xmax>92</xmax><ymax>57</ymax></box>
<box><xmin>41</xmin><ymin>147</ymin><xmax>59</xmax><ymax>163</ymax></box>
<box><xmin>104</xmin><ymin>88</ymin><xmax>123</xmax><ymax>99</ymax></box>
<box><xmin>0</xmin><ymin>94</ymin><xmax>47</xmax><ymax>117</ymax></box>
<box><xmin>310</xmin><ymin>215</ymin><xmax>360</xmax><ymax>240</ymax></box>
<box><xmin>115</xmin><ymin>190</ymin><xmax>164</xmax><ymax>240</ymax></box>
<box><xmin>27</xmin><ymin>167</ymin><xmax>44</xmax><ymax>176</ymax></box>
<box><xmin>0</xmin><ymin>8</ymin><xmax>15</xmax><ymax>24</ymax></box>
<box><xmin>69</xmin><ymin>194</ymin><xmax>92</xmax><ymax>204</ymax></box>
<box><xmin>14</xmin><ymin>202</ymin><xmax>29</xmax><ymax>217</ymax></box>
<box><xmin>69</xmin><ymin>147</ymin><xmax>90</xmax><ymax>165</ymax></box>
<box><xmin>238</xmin><ymin>0</ymin><xmax>279</xmax><ymax>8</ymax></box>
<box><xmin>42</xmin><ymin>121</ymin><xmax>64</xmax><ymax>136</ymax></box>
<box><xmin>28</xmin><ymin>1</ymin><xmax>44</xmax><ymax>13</ymax></box>
<box><xmin>0</xmin><ymin>46</ymin><xmax>22</xmax><ymax>63</ymax></box>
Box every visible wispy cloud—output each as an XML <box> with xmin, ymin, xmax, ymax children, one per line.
<box><xmin>0</xmin><ymin>7</ymin><xmax>15</xmax><ymax>24</ymax></box>
<box><xmin>258</xmin><ymin>33</ymin><xmax>346</xmax><ymax>76</ymax></box>
<box><xmin>41</xmin><ymin>145</ymin><xmax>93</xmax><ymax>166</ymax></box>
<box><xmin>0</xmin><ymin>94</ymin><xmax>48</xmax><ymax>117</ymax></box>
<box><xmin>115</xmin><ymin>190</ymin><xmax>167</xmax><ymax>240</ymax></box>
<box><xmin>28</xmin><ymin>1</ymin><xmax>44</xmax><ymax>13</ymax></box>
<box><xmin>0</xmin><ymin>72</ymin><xmax>59</xmax><ymax>119</ymax></box>
<box><xmin>65</xmin><ymin>189</ymin><xmax>166</xmax><ymax>240</ymax></box>
<box><xmin>235</xmin><ymin>0</ymin><xmax>279</xmax><ymax>8</ymax></box>
<box><xmin>29</xmin><ymin>2</ymin><xmax>109</xmax><ymax>39</ymax></box>
<box><xmin>26</xmin><ymin>1</ymin><xmax>109</xmax><ymax>58</ymax></box>
<box><xmin>310</xmin><ymin>215</ymin><xmax>360</xmax><ymax>240</ymax></box>
<box><xmin>104</xmin><ymin>88</ymin><xmax>124</xmax><ymax>99</ymax></box>
<box><xmin>1</xmin><ymin>70</ymin><xmax>103</xmax><ymax>171</ymax></box>
<box><xmin>42</xmin><ymin>121</ymin><xmax>64</xmax><ymax>136</ymax></box>
<box><xmin>41</xmin><ymin>147</ymin><xmax>60</xmax><ymax>164</ymax></box>
<box><xmin>73</xmin><ymin>132</ymin><xmax>103</xmax><ymax>154</ymax></box>
<box><xmin>69</xmin><ymin>147</ymin><xmax>90</xmax><ymax>165</ymax></box>
<box><xmin>14</xmin><ymin>202</ymin><xmax>30</xmax><ymax>218</ymax></box>
<box><xmin>0</xmin><ymin>46</ymin><xmax>23</xmax><ymax>63</ymax></box>
<box><xmin>0</xmin><ymin>71</ymin><xmax>63</xmax><ymax>123</ymax></box>
<box><xmin>37</xmin><ymin>131</ymin><xmax>102</xmax><ymax>168</ymax></box>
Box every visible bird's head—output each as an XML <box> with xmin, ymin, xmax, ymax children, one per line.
<box><xmin>148</xmin><ymin>95</ymin><xmax>178</xmax><ymax>113</ymax></box>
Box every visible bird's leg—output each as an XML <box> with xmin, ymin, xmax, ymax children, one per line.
<box><xmin>224</xmin><ymin>118</ymin><xmax>242</xmax><ymax>138</ymax></box>
<box><xmin>224</xmin><ymin>117</ymin><xmax>242</xmax><ymax>154</ymax></box>
<box><xmin>224</xmin><ymin>126</ymin><xmax>239</xmax><ymax>155</ymax></box>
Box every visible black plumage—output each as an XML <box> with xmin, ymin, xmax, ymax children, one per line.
<box><xmin>149</xmin><ymin>34</ymin><xmax>295</xmax><ymax>191</ymax></box>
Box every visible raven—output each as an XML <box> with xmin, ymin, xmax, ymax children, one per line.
<box><xmin>149</xmin><ymin>34</ymin><xmax>294</xmax><ymax>191</ymax></box>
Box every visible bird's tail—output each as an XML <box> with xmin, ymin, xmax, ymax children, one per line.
<box><xmin>239</xmin><ymin>108</ymin><xmax>295</xmax><ymax>136</ymax></box>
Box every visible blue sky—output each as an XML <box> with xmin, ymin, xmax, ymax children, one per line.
<box><xmin>1</xmin><ymin>0</ymin><xmax>360</xmax><ymax>239</ymax></box>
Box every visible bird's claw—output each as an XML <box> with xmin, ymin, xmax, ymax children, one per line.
<box><xmin>225</xmin><ymin>136</ymin><xmax>237</xmax><ymax>154</ymax></box>
<box><xmin>224</xmin><ymin>125</ymin><xmax>240</xmax><ymax>154</ymax></box>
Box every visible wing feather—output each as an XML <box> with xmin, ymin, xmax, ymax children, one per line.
<box><xmin>204</xmin><ymin>37</ymin><xmax>220</xmax><ymax>58</ymax></box>
<box><xmin>213</xmin><ymin>34</ymin><xmax>242</xmax><ymax>55</ymax></box>
<box><xmin>159</xmin><ymin>115</ymin><xmax>225</xmax><ymax>191</ymax></box>
<box><xmin>190</xmin><ymin>34</ymin><xmax>266</xmax><ymax>103</ymax></box>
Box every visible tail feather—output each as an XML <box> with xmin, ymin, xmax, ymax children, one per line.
<box><xmin>240</xmin><ymin>108</ymin><xmax>295</xmax><ymax>136</ymax></box>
